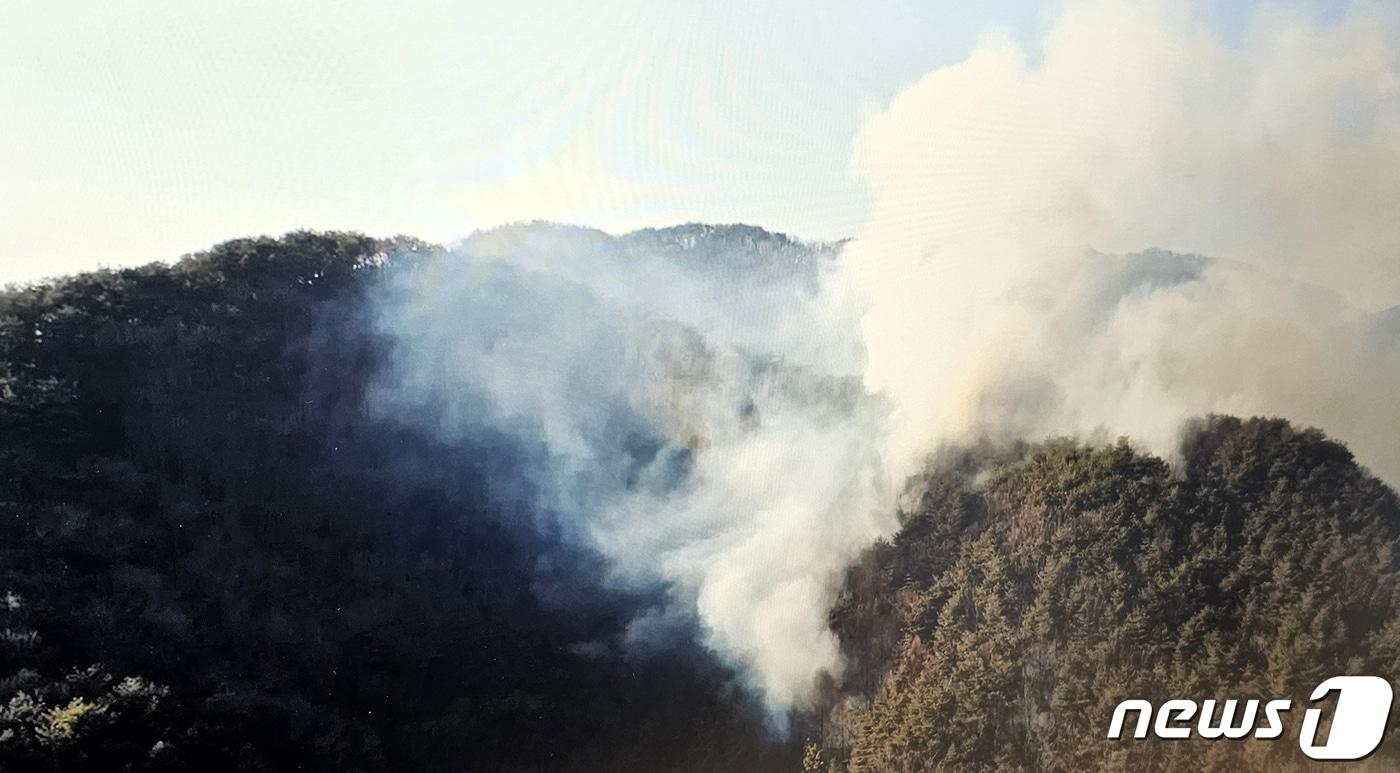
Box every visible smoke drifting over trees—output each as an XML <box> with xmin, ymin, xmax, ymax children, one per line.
<box><xmin>842</xmin><ymin>0</ymin><xmax>1400</xmax><ymax>489</ymax></box>
<box><xmin>0</xmin><ymin>231</ymin><xmax>821</xmax><ymax>770</ymax></box>
<box><xmin>367</xmin><ymin>223</ymin><xmax>891</xmax><ymax>720</ymax></box>
<box><xmin>6</xmin><ymin>2</ymin><xmax>1400</xmax><ymax>771</ymax></box>
<box><xmin>5</xmin><ymin>225</ymin><xmax>1399</xmax><ymax>773</ymax></box>
<box><xmin>364</xmin><ymin>2</ymin><xmax>1400</xmax><ymax>719</ymax></box>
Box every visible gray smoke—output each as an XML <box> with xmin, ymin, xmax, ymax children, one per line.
<box><xmin>841</xmin><ymin>0</ymin><xmax>1400</xmax><ymax>486</ymax></box>
<box><xmin>368</xmin><ymin>223</ymin><xmax>893</xmax><ymax>723</ymax></box>
<box><xmin>367</xmin><ymin>0</ymin><xmax>1400</xmax><ymax>725</ymax></box>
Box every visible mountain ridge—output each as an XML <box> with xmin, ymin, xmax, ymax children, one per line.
<box><xmin>4</xmin><ymin>229</ymin><xmax>1399</xmax><ymax>771</ymax></box>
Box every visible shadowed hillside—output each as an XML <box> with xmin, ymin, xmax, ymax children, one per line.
<box><xmin>0</xmin><ymin>231</ymin><xmax>801</xmax><ymax>772</ymax></box>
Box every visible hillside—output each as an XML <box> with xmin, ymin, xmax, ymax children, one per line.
<box><xmin>0</xmin><ymin>231</ymin><xmax>806</xmax><ymax>772</ymax></box>
<box><xmin>4</xmin><ymin>229</ymin><xmax>1399</xmax><ymax>772</ymax></box>
<box><xmin>813</xmin><ymin>419</ymin><xmax>1400</xmax><ymax>772</ymax></box>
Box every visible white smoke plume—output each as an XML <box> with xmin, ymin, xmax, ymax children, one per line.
<box><xmin>369</xmin><ymin>0</ymin><xmax>1400</xmax><ymax>726</ymax></box>
<box><xmin>369</xmin><ymin>224</ymin><xmax>893</xmax><ymax>724</ymax></box>
<box><xmin>845</xmin><ymin>0</ymin><xmax>1400</xmax><ymax>485</ymax></box>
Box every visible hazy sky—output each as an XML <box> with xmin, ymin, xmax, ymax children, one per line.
<box><xmin>2</xmin><ymin>0</ymin><xmax>1270</xmax><ymax>283</ymax></box>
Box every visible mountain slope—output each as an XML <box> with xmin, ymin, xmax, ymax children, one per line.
<box><xmin>5</xmin><ymin>228</ymin><xmax>1400</xmax><ymax>772</ymax></box>
<box><xmin>0</xmin><ymin>230</ymin><xmax>809</xmax><ymax>772</ymax></box>
<box><xmin>815</xmin><ymin>417</ymin><xmax>1400</xmax><ymax>772</ymax></box>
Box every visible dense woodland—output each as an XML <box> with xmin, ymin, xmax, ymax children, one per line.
<box><xmin>0</xmin><ymin>232</ymin><xmax>795</xmax><ymax>771</ymax></box>
<box><xmin>814</xmin><ymin>418</ymin><xmax>1400</xmax><ymax>772</ymax></box>
<box><xmin>4</xmin><ymin>230</ymin><xmax>1399</xmax><ymax>771</ymax></box>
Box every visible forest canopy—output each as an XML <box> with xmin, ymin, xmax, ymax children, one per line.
<box><xmin>2</xmin><ymin>230</ymin><xmax>1398</xmax><ymax>772</ymax></box>
<box><xmin>0</xmin><ymin>232</ymin><xmax>792</xmax><ymax>771</ymax></box>
<box><xmin>814</xmin><ymin>418</ymin><xmax>1400</xmax><ymax>772</ymax></box>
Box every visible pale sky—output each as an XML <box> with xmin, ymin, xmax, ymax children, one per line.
<box><xmin>2</xmin><ymin>0</ymin><xmax>1268</xmax><ymax>283</ymax></box>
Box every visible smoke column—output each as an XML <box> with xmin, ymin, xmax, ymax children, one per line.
<box><xmin>369</xmin><ymin>0</ymin><xmax>1400</xmax><ymax>724</ymax></box>
<box><xmin>844</xmin><ymin>0</ymin><xmax>1400</xmax><ymax>486</ymax></box>
<box><xmin>368</xmin><ymin>225</ymin><xmax>894</xmax><ymax>724</ymax></box>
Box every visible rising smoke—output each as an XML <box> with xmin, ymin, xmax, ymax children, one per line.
<box><xmin>367</xmin><ymin>0</ymin><xmax>1400</xmax><ymax>726</ymax></box>
<box><xmin>843</xmin><ymin>0</ymin><xmax>1400</xmax><ymax>484</ymax></box>
<box><xmin>368</xmin><ymin>224</ymin><xmax>893</xmax><ymax>724</ymax></box>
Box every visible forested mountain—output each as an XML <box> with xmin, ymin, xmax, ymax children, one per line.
<box><xmin>4</xmin><ymin>229</ymin><xmax>1399</xmax><ymax>772</ymax></box>
<box><xmin>0</xmin><ymin>231</ymin><xmax>800</xmax><ymax>772</ymax></box>
<box><xmin>812</xmin><ymin>418</ymin><xmax>1400</xmax><ymax>772</ymax></box>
